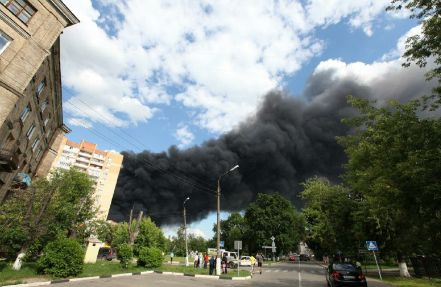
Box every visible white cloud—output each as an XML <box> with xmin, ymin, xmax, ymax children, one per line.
<box><xmin>66</xmin><ymin>117</ymin><xmax>93</xmax><ymax>129</ymax></box>
<box><xmin>187</xmin><ymin>228</ymin><xmax>209</xmax><ymax>240</ymax></box>
<box><xmin>381</xmin><ymin>25</ymin><xmax>422</xmax><ymax>61</ymax></box>
<box><xmin>161</xmin><ymin>225</ymin><xmax>209</xmax><ymax>240</ymax></box>
<box><xmin>61</xmin><ymin>0</ymin><xmax>399</xmax><ymax>133</ymax></box>
<box><xmin>174</xmin><ymin>124</ymin><xmax>195</xmax><ymax>148</ymax></box>
<box><xmin>310</xmin><ymin>26</ymin><xmax>435</xmax><ymax>108</ymax></box>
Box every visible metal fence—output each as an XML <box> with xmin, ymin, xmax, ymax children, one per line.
<box><xmin>410</xmin><ymin>256</ymin><xmax>441</xmax><ymax>278</ymax></box>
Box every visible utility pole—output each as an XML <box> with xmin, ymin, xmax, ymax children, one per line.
<box><xmin>216</xmin><ymin>164</ymin><xmax>239</xmax><ymax>275</ymax></box>
<box><xmin>183</xmin><ymin>197</ymin><xmax>190</xmax><ymax>267</ymax></box>
<box><xmin>216</xmin><ymin>178</ymin><xmax>221</xmax><ymax>275</ymax></box>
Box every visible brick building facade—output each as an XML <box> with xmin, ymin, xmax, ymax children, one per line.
<box><xmin>0</xmin><ymin>0</ymin><xmax>78</xmax><ymax>202</ymax></box>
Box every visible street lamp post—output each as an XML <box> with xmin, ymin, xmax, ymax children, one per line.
<box><xmin>183</xmin><ymin>197</ymin><xmax>190</xmax><ymax>267</ymax></box>
<box><xmin>216</xmin><ymin>164</ymin><xmax>239</xmax><ymax>275</ymax></box>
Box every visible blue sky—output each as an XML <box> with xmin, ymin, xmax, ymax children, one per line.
<box><xmin>60</xmin><ymin>0</ymin><xmax>419</xmax><ymax>239</ymax></box>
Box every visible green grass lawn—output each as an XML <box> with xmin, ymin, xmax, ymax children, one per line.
<box><xmin>0</xmin><ymin>259</ymin><xmax>250</xmax><ymax>286</ymax></box>
<box><xmin>0</xmin><ymin>262</ymin><xmax>48</xmax><ymax>286</ymax></box>
<box><xmin>163</xmin><ymin>256</ymin><xmax>186</xmax><ymax>263</ymax></box>
<box><xmin>157</xmin><ymin>264</ymin><xmax>250</xmax><ymax>277</ymax></box>
<box><xmin>0</xmin><ymin>260</ymin><xmax>150</xmax><ymax>286</ymax></box>
<box><xmin>383</xmin><ymin>276</ymin><xmax>441</xmax><ymax>287</ymax></box>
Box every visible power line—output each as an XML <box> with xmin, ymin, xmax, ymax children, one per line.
<box><xmin>65</xmin><ymin>99</ymin><xmax>216</xmax><ymax>191</ymax></box>
<box><xmin>65</xmin><ymin>102</ymin><xmax>216</xmax><ymax>194</ymax></box>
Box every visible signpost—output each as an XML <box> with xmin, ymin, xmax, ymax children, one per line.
<box><xmin>366</xmin><ymin>241</ymin><xmax>382</xmax><ymax>280</ymax></box>
<box><xmin>271</xmin><ymin>236</ymin><xmax>276</xmax><ymax>261</ymax></box>
<box><xmin>234</xmin><ymin>241</ymin><xmax>242</xmax><ymax>277</ymax></box>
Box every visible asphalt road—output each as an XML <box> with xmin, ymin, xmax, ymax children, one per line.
<box><xmin>55</xmin><ymin>261</ymin><xmax>391</xmax><ymax>287</ymax></box>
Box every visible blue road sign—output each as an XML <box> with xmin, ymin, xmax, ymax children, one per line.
<box><xmin>366</xmin><ymin>241</ymin><xmax>379</xmax><ymax>251</ymax></box>
<box><xmin>220</xmin><ymin>241</ymin><xmax>224</xmax><ymax>248</ymax></box>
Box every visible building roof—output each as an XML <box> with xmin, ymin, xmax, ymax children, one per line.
<box><xmin>65</xmin><ymin>140</ymin><xmax>80</xmax><ymax>148</ymax></box>
<box><xmin>47</xmin><ymin>0</ymin><xmax>80</xmax><ymax>27</ymax></box>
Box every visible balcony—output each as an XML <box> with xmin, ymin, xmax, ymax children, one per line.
<box><xmin>0</xmin><ymin>149</ymin><xmax>19</xmax><ymax>172</ymax></box>
<box><xmin>74</xmin><ymin>161</ymin><xmax>88</xmax><ymax>169</ymax></box>
<box><xmin>11</xmin><ymin>173</ymin><xmax>32</xmax><ymax>189</ymax></box>
<box><xmin>79</xmin><ymin>151</ymin><xmax>92</xmax><ymax>158</ymax></box>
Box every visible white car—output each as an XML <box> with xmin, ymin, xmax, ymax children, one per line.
<box><xmin>239</xmin><ymin>256</ymin><xmax>251</xmax><ymax>266</ymax></box>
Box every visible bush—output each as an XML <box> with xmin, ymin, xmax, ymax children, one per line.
<box><xmin>37</xmin><ymin>237</ymin><xmax>84</xmax><ymax>278</ymax></box>
<box><xmin>116</xmin><ymin>243</ymin><xmax>133</xmax><ymax>268</ymax></box>
<box><xmin>137</xmin><ymin>247</ymin><xmax>163</xmax><ymax>268</ymax></box>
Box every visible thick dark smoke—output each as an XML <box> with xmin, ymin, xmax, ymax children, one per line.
<box><xmin>109</xmin><ymin>62</ymin><xmax>435</xmax><ymax>225</ymax></box>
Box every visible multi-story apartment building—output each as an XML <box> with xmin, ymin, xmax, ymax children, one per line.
<box><xmin>0</xmin><ymin>0</ymin><xmax>78</xmax><ymax>202</ymax></box>
<box><xmin>51</xmin><ymin>138</ymin><xmax>123</xmax><ymax>220</ymax></box>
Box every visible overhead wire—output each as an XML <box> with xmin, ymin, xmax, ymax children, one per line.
<box><xmin>64</xmin><ymin>100</ymin><xmax>217</xmax><ymax>195</ymax></box>
<box><xmin>74</xmin><ymin>98</ymin><xmax>218</xmax><ymax>188</ymax></box>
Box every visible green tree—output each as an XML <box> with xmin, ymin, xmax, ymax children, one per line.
<box><xmin>338</xmin><ymin>96</ymin><xmax>441</xmax><ymax>276</ymax></box>
<box><xmin>133</xmin><ymin>217</ymin><xmax>166</xmax><ymax>255</ymax></box>
<box><xmin>244</xmin><ymin>193</ymin><xmax>305</xmax><ymax>255</ymax></box>
<box><xmin>168</xmin><ymin>225</ymin><xmax>186</xmax><ymax>256</ymax></box>
<box><xmin>37</xmin><ymin>237</ymin><xmax>84</xmax><ymax>278</ymax></box>
<box><xmin>217</xmin><ymin>212</ymin><xmax>247</xmax><ymax>251</ymax></box>
<box><xmin>300</xmin><ymin>177</ymin><xmax>363</xmax><ymax>258</ymax></box>
<box><xmin>187</xmin><ymin>234</ymin><xmax>207</xmax><ymax>253</ymax></box>
<box><xmin>112</xmin><ymin>222</ymin><xmax>129</xmax><ymax>248</ymax></box>
<box><xmin>387</xmin><ymin>0</ymin><xmax>441</xmax><ymax>106</ymax></box>
<box><xmin>0</xmin><ymin>168</ymin><xmax>95</xmax><ymax>270</ymax></box>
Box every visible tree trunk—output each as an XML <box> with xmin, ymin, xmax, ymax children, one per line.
<box><xmin>397</xmin><ymin>253</ymin><xmax>411</xmax><ymax>278</ymax></box>
<box><xmin>399</xmin><ymin>261</ymin><xmax>411</xmax><ymax>277</ymax></box>
<box><xmin>12</xmin><ymin>247</ymin><xmax>27</xmax><ymax>270</ymax></box>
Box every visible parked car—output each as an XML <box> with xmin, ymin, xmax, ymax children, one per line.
<box><xmin>222</xmin><ymin>251</ymin><xmax>239</xmax><ymax>268</ymax></box>
<box><xmin>326</xmin><ymin>263</ymin><xmax>367</xmax><ymax>287</ymax></box>
<box><xmin>97</xmin><ymin>247</ymin><xmax>116</xmax><ymax>261</ymax></box>
<box><xmin>239</xmin><ymin>256</ymin><xmax>251</xmax><ymax>266</ymax></box>
<box><xmin>300</xmin><ymin>254</ymin><xmax>310</xmax><ymax>261</ymax></box>
<box><xmin>288</xmin><ymin>255</ymin><xmax>296</xmax><ymax>261</ymax></box>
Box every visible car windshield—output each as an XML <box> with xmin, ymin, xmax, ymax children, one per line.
<box><xmin>241</xmin><ymin>256</ymin><xmax>249</xmax><ymax>260</ymax></box>
<box><xmin>333</xmin><ymin>263</ymin><xmax>357</xmax><ymax>271</ymax></box>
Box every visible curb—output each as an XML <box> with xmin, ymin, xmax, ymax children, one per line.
<box><xmin>1</xmin><ymin>270</ymin><xmax>251</xmax><ymax>287</ymax></box>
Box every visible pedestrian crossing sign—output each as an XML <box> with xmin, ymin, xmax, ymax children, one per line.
<box><xmin>366</xmin><ymin>241</ymin><xmax>379</xmax><ymax>251</ymax></box>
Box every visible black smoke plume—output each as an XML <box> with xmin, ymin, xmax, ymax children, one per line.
<box><xmin>109</xmin><ymin>63</ymin><xmax>435</xmax><ymax>225</ymax></box>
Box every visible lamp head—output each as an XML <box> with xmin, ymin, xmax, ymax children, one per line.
<box><xmin>229</xmin><ymin>165</ymin><xmax>239</xmax><ymax>172</ymax></box>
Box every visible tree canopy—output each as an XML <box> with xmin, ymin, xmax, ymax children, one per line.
<box><xmin>244</xmin><ymin>193</ymin><xmax>305</xmax><ymax>255</ymax></box>
<box><xmin>338</xmin><ymin>96</ymin><xmax>441</xmax><ymax>256</ymax></box>
<box><xmin>388</xmin><ymin>0</ymin><xmax>441</xmax><ymax>106</ymax></box>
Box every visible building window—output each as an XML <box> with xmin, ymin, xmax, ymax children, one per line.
<box><xmin>36</xmin><ymin>79</ymin><xmax>45</xmax><ymax>96</ymax></box>
<box><xmin>35</xmin><ymin>147</ymin><xmax>42</xmax><ymax>160</ymax></box>
<box><xmin>20</xmin><ymin>104</ymin><xmax>30</xmax><ymax>123</ymax></box>
<box><xmin>0</xmin><ymin>30</ymin><xmax>11</xmax><ymax>54</ymax></box>
<box><xmin>31</xmin><ymin>137</ymin><xmax>40</xmax><ymax>151</ymax></box>
<box><xmin>1</xmin><ymin>0</ymin><xmax>36</xmax><ymax>24</ymax></box>
<box><xmin>40</xmin><ymin>99</ymin><xmax>48</xmax><ymax>112</ymax></box>
<box><xmin>26</xmin><ymin>123</ymin><xmax>35</xmax><ymax>139</ymax></box>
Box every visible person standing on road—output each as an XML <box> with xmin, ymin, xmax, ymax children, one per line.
<box><xmin>222</xmin><ymin>253</ymin><xmax>228</xmax><ymax>274</ymax></box>
<box><xmin>170</xmin><ymin>252</ymin><xmax>174</xmax><ymax>264</ymax></box>
<box><xmin>256</xmin><ymin>253</ymin><xmax>263</xmax><ymax>274</ymax></box>
<box><xmin>199</xmin><ymin>253</ymin><xmax>203</xmax><ymax>268</ymax></box>
<box><xmin>204</xmin><ymin>253</ymin><xmax>209</xmax><ymax>269</ymax></box>
<box><xmin>250</xmin><ymin>255</ymin><xmax>256</xmax><ymax>274</ymax></box>
<box><xmin>209</xmin><ymin>256</ymin><xmax>215</xmax><ymax>275</ymax></box>
<box><xmin>194</xmin><ymin>252</ymin><xmax>199</xmax><ymax>268</ymax></box>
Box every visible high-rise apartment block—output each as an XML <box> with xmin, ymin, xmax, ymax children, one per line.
<box><xmin>51</xmin><ymin>138</ymin><xmax>123</xmax><ymax>220</ymax></box>
<box><xmin>0</xmin><ymin>0</ymin><xmax>78</xmax><ymax>202</ymax></box>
